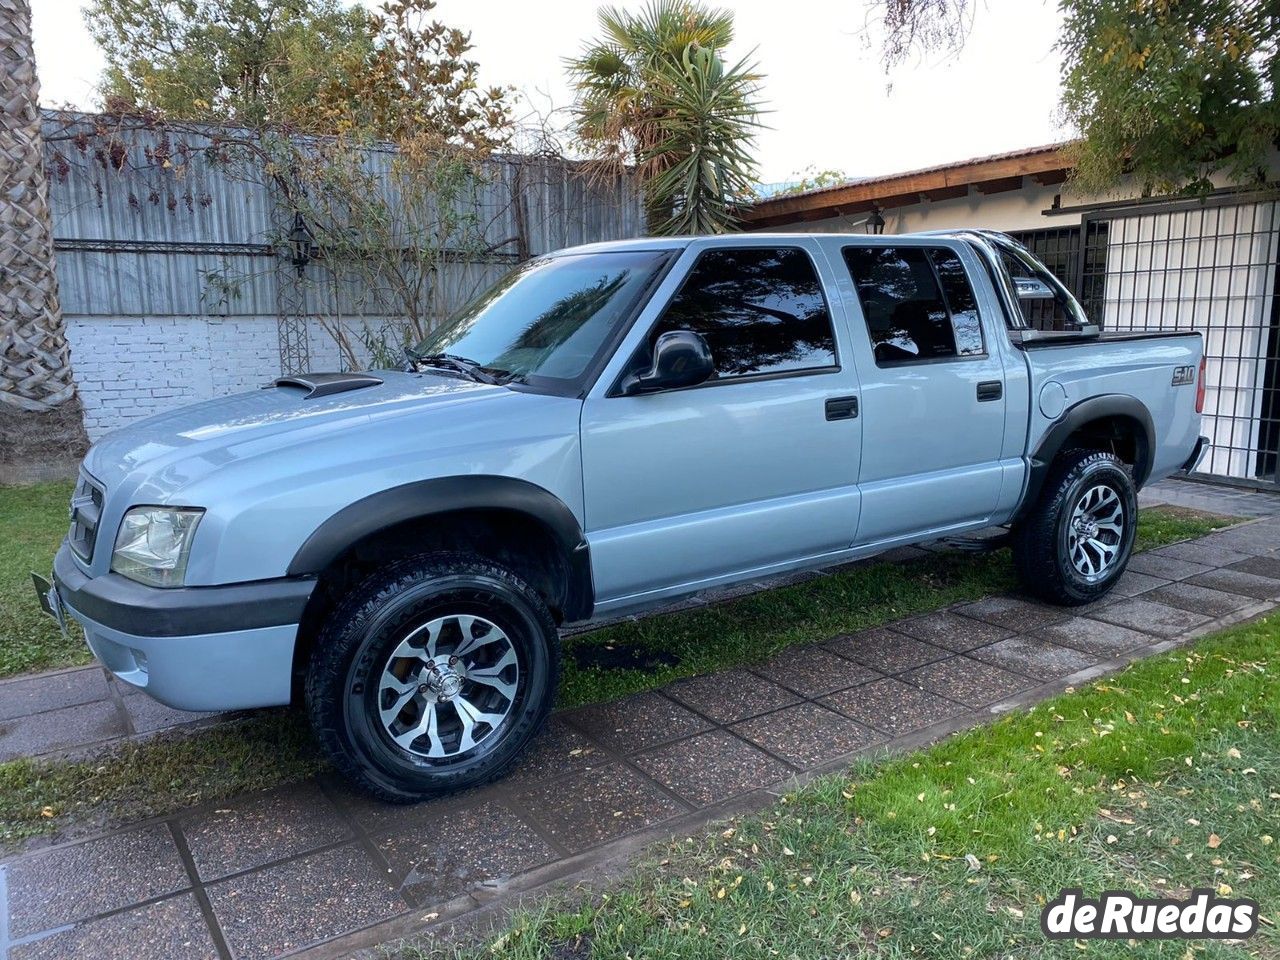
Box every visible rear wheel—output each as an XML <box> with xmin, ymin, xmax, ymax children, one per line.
<box><xmin>1012</xmin><ymin>449</ymin><xmax>1137</xmax><ymax>606</ymax></box>
<box><xmin>305</xmin><ymin>552</ymin><xmax>559</xmax><ymax>802</ymax></box>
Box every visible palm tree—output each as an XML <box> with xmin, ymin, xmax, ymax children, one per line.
<box><xmin>0</xmin><ymin>0</ymin><xmax>89</xmax><ymax>482</ymax></box>
<box><xmin>567</xmin><ymin>0</ymin><xmax>764</xmax><ymax>235</ymax></box>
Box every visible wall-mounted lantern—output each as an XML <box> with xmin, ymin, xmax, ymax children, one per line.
<box><xmin>865</xmin><ymin>207</ymin><xmax>886</xmax><ymax>235</ymax></box>
<box><xmin>288</xmin><ymin>211</ymin><xmax>315</xmax><ymax>276</ymax></box>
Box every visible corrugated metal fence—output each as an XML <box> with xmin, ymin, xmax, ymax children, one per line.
<box><xmin>42</xmin><ymin>112</ymin><xmax>646</xmax><ymax>438</ymax></box>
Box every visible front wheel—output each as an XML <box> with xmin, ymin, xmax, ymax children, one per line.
<box><xmin>305</xmin><ymin>553</ymin><xmax>560</xmax><ymax>802</ymax></box>
<box><xmin>1012</xmin><ymin>449</ymin><xmax>1137</xmax><ymax>606</ymax></box>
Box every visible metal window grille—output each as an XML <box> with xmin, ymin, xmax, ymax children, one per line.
<box><xmin>1008</xmin><ymin>225</ymin><xmax>1110</xmax><ymax>327</ymax></box>
<box><xmin>1077</xmin><ymin>197</ymin><xmax>1280</xmax><ymax>488</ymax></box>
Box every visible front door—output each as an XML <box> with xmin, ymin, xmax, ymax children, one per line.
<box><xmin>838</xmin><ymin>241</ymin><xmax>1009</xmax><ymax>544</ymax></box>
<box><xmin>580</xmin><ymin>242</ymin><xmax>863</xmax><ymax>610</ymax></box>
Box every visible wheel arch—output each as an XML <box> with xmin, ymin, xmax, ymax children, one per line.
<box><xmin>288</xmin><ymin>476</ymin><xmax>593</xmax><ymax>633</ymax></box>
<box><xmin>1018</xmin><ymin>395</ymin><xmax>1154</xmax><ymax>519</ymax></box>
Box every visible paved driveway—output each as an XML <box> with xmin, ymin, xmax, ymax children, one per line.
<box><xmin>1</xmin><ymin>479</ymin><xmax>1278</xmax><ymax>960</ymax></box>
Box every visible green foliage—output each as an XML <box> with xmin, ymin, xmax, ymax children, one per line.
<box><xmin>1058</xmin><ymin>0</ymin><xmax>1280</xmax><ymax>194</ymax></box>
<box><xmin>83</xmin><ymin>0</ymin><xmax>509</xmax><ymax>145</ymax></box>
<box><xmin>85</xmin><ymin>0</ymin><xmax>371</xmax><ymax>127</ymax></box>
<box><xmin>567</xmin><ymin>0</ymin><xmax>764</xmax><ymax>235</ymax></box>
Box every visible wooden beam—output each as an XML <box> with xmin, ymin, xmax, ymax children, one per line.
<box><xmin>1032</xmin><ymin>169</ymin><xmax>1069</xmax><ymax>186</ymax></box>
<box><xmin>974</xmin><ymin>175</ymin><xmax>1025</xmax><ymax>195</ymax></box>
<box><xmin>921</xmin><ymin>184</ymin><xmax>969</xmax><ymax>202</ymax></box>
<box><xmin>739</xmin><ymin>145</ymin><xmax>1073</xmax><ymax>223</ymax></box>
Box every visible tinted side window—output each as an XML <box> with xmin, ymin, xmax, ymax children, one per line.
<box><xmin>843</xmin><ymin>246</ymin><xmax>984</xmax><ymax>365</ymax></box>
<box><xmin>651</xmin><ymin>247</ymin><xmax>837</xmax><ymax>379</ymax></box>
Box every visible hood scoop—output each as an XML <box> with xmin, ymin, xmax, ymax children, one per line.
<box><xmin>267</xmin><ymin>372</ymin><xmax>384</xmax><ymax>399</ymax></box>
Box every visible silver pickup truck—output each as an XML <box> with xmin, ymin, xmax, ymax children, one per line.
<box><xmin>36</xmin><ymin>229</ymin><xmax>1207</xmax><ymax>800</ymax></box>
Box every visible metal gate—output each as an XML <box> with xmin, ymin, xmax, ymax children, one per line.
<box><xmin>1019</xmin><ymin>195</ymin><xmax>1280</xmax><ymax>489</ymax></box>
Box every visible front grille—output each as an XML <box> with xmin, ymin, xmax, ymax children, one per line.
<box><xmin>68</xmin><ymin>471</ymin><xmax>105</xmax><ymax>561</ymax></box>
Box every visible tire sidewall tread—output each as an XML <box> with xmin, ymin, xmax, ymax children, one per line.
<box><xmin>304</xmin><ymin>551</ymin><xmax>560</xmax><ymax>803</ymax></box>
<box><xmin>1012</xmin><ymin>449</ymin><xmax>1138</xmax><ymax>606</ymax></box>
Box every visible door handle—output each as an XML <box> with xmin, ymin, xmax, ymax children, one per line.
<box><xmin>976</xmin><ymin>380</ymin><xmax>1003</xmax><ymax>402</ymax></box>
<box><xmin>825</xmin><ymin>396</ymin><xmax>859</xmax><ymax>421</ymax></box>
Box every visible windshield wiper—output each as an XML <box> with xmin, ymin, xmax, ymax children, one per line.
<box><xmin>405</xmin><ymin>349</ymin><xmax>500</xmax><ymax>385</ymax></box>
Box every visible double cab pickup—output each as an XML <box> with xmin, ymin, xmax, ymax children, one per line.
<box><xmin>38</xmin><ymin>230</ymin><xmax>1208</xmax><ymax>800</ymax></box>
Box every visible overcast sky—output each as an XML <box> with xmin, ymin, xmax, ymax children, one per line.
<box><xmin>31</xmin><ymin>0</ymin><xmax>1069</xmax><ymax>183</ymax></box>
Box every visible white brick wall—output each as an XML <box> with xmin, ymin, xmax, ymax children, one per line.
<box><xmin>65</xmin><ymin>314</ymin><xmax>373</xmax><ymax>440</ymax></box>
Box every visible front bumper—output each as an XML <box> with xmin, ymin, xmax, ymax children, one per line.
<box><xmin>48</xmin><ymin>543</ymin><xmax>315</xmax><ymax>711</ymax></box>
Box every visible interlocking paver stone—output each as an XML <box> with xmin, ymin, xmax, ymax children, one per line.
<box><xmin>663</xmin><ymin>668</ymin><xmax>800</xmax><ymax>724</ymax></box>
<box><xmin>6</xmin><ymin>824</ymin><xmax>189</xmax><ymax>938</ymax></box>
<box><xmin>121</xmin><ymin>695</ymin><xmax>221</xmax><ymax>734</ymax></box>
<box><xmin>953</xmin><ymin>595</ymin><xmax>1070</xmax><ymax>631</ymax></box>
<box><xmin>751</xmin><ymin>645</ymin><xmax>880</xmax><ymax>697</ymax></box>
<box><xmin>1111</xmin><ymin>570</ymin><xmax>1172</xmax><ymax>597</ymax></box>
<box><xmin>1090</xmin><ymin>597</ymin><xmax>1212</xmax><ymax>637</ymax></box>
<box><xmin>1034</xmin><ymin>617</ymin><xmax>1153</xmax><ymax>657</ymax></box>
<box><xmin>207</xmin><ymin>842</ymin><xmax>404</xmax><ymax>960</ymax></box>
<box><xmin>376</xmin><ymin>801</ymin><xmax>556</xmax><ymax>904</ymax></box>
<box><xmin>10</xmin><ymin>894</ymin><xmax>218</xmax><ymax>960</ymax></box>
<box><xmin>0</xmin><ymin>667</ymin><xmax>108</xmax><ymax>722</ymax></box>
<box><xmin>505</xmin><ymin>716</ymin><xmax>607</xmax><ymax>784</ymax></box>
<box><xmin>178</xmin><ymin>780</ymin><xmax>352</xmax><ymax>880</ymax></box>
<box><xmin>515</xmin><ymin>762</ymin><xmax>686</xmax><ymax>854</ymax></box>
<box><xmin>967</xmin><ymin>636</ymin><xmax>1098</xmax><ymax>681</ymax></box>
<box><xmin>819</xmin><ymin>678</ymin><xmax>968</xmax><ymax>736</ymax></box>
<box><xmin>1226</xmin><ymin>554</ymin><xmax>1280</xmax><ymax>581</ymax></box>
<box><xmin>824</xmin><ymin>628</ymin><xmax>949</xmax><ymax>674</ymax></box>
<box><xmin>1186</xmin><ymin>568</ymin><xmax>1280</xmax><ymax>600</ymax></box>
<box><xmin>1126</xmin><ymin>553</ymin><xmax>1216</xmax><ymax>581</ymax></box>
<box><xmin>566</xmin><ymin>691</ymin><xmax>712</xmax><ymax>754</ymax></box>
<box><xmin>901</xmin><ymin>657</ymin><xmax>1033</xmax><ymax>708</ymax></box>
<box><xmin>1151</xmin><ymin>540</ymin><xmax>1253</xmax><ymax>568</ymax></box>
<box><xmin>732</xmin><ymin>703</ymin><xmax>883</xmax><ymax>768</ymax></box>
<box><xmin>0</xmin><ymin>697</ymin><xmax>127</xmax><ymax>761</ymax></box>
<box><xmin>1203</xmin><ymin>526</ymin><xmax>1280</xmax><ymax>555</ymax></box>
<box><xmin>892</xmin><ymin>611</ymin><xmax>1011</xmax><ymax>651</ymax></box>
<box><xmin>323</xmin><ymin>775</ymin><xmax>486</xmax><ymax>837</ymax></box>
<box><xmin>634</xmin><ymin>730</ymin><xmax>793</xmax><ymax>805</ymax></box>
<box><xmin>1146</xmin><ymin>582</ymin><xmax>1256</xmax><ymax>618</ymax></box>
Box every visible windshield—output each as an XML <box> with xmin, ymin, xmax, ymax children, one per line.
<box><xmin>411</xmin><ymin>250</ymin><xmax>669</xmax><ymax>390</ymax></box>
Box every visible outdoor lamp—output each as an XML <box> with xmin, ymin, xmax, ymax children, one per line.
<box><xmin>866</xmin><ymin>208</ymin><xmax>886</xmax><ymax>235</ymax></box>
<box><xmin>288</xmin><ymin>211</ymin><xmax>316</xmax><ymax>276</ymax></box>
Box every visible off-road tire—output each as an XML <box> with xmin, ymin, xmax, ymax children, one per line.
<box><xmin>1012</xmin><ymin>449</ymin><xmax>1137</xmax><ymax>606</ymax></box>
<box><xmin>305</xmin><ymin>552</ymin><xmax>560</xmax><ymax>803</ymax></box>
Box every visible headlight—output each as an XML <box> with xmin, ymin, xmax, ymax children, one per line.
<box><xmin>111</xmin><ymin>507</ymin><xmax>204</xmax><ymax>587</ymax></box>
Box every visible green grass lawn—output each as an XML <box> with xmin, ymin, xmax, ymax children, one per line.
<box><xmin>0</xmin><ymin>480</ymin><xmax>89</xmax><ymax>677</ymax></box>
<box><xmin>0</xmin><ymin>483</ymin><xmax>1239</xmax><ymax>847</ymax></box>
<box><xmin>559</xmin><ymin>506</ymin><xmax>1235</xmax><ymax>707</ymax></box>
<box><xmin>411</xmin><ymin>611</ymin><xmax>1280</xmax><ymax>960</ymax></box>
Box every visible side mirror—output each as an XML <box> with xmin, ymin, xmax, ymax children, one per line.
<box><xmin>621</xmin><ymin>330</ymin><xmax>714</xmax><ymax>395</ymax></box>
<box><xmin>1014</xmin><ymin>277</ymin><xmax>1055</xmax><ymax>301</ymax></box>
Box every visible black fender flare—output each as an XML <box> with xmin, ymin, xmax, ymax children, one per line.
<box><xmin>287</xmin><ymin>476</ymin><xmax>593</xmax><ymax>621</ymax></box>
<box><xmin>1019</xmin><ymin>394</ymin><xmax>1155</xmax><ymax>518</ymax></box>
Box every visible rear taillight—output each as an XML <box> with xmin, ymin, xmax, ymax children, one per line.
<box><xmin>1195</xmin><ymin>355</ymin><xmax>1206</xmax><ymax>414</ymax></box>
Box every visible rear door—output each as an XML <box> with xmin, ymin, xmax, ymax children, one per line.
<box><xmin>832</xmin><ymin>239</ymin><xmax>1010</xmax><ymax>544</ymax></box>
<box><xmin>580</xmin><ymin>238</ymin><xmax>863</xmax><ymax>610</ymax></box>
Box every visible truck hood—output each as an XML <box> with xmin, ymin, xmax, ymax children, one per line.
<box><xmin>84</xmin><ymin>370</ymin><xmax>507</xmax><ymax>492</ymax></box>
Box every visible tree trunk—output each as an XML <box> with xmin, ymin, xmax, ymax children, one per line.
<box><xmin>0</xmin><ymin>0</ymin><xmax>90</xmax><ymax>483</ymax></box>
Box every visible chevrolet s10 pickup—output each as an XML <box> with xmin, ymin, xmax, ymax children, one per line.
<box><xmin>35</xmin><ymin>230</ymin><xmax>1208</xmax><ymax>800</ymax></box>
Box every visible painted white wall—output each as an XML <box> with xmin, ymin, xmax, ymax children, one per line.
<box><xmin>65</xmin><ymin>315</ymin><xmax>374</xmax><ymax>440</ymax></box>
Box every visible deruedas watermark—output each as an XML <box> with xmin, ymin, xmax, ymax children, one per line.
<box><xmin>1042</xmin><ymin>889</ymin><xmax>1259</xmax><ymax>939</ymax></box>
